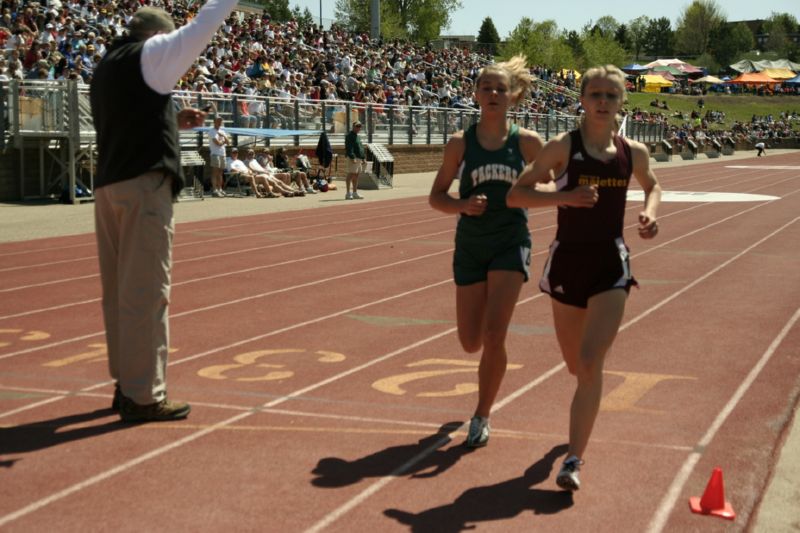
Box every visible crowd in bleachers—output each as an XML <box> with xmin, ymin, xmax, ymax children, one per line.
<box><xmin>661</xmin><ymin>111</ymin><xmax>799</xmax><ymax>152</ymax></box>
<box><xmin>0</xmin><ymin>0</ymin><xmax>580</xmax><ymax>119</ymax></box>
<box><xmin>2</xmin><ymin>0</ymin><xmax>797</xmax><ymax>153</ymax></box>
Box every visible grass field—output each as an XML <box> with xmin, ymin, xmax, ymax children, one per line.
<box><xmin>625</xmin><ymin>92</ymin><xmax>800</xmax><ymax>130</ymax></box>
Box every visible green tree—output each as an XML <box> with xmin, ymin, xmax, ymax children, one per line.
<box><xmin>476</xmin><ymin>17</ymin><xmax>501</xmax><ymax>56</ymax></box>
<box><xmin>334</xmin><ymin>0</ymin><xmax>368</xmax><ymax>33</ymax></box>
<box><xmin>564</xmin><ymin>30</ymin><xmax>582</xmax><ymax>58</ymax></box>
<box><xmin>614</xmin><ymin>24</ymin><xmax>628</xmax><ymax>48</ymax></box>
<box><xmin>580</xmin><ymin>31</ymin><xmax>627</xmax><ymax>69</ymax></box>
<box><xmin>501</xmin><ymin>18</ymin><xmax>576</xmax><ymax>69</ymax></box>
<box><xmin>627</xmin><ymin>15</ymin><xmax>650</xmax><ymax>61</ymax></box>
<box><xmin>257</xmin><ymin>0</ymin><xmax>292</xmax><ymax>21</ymax></box>
<box><xmin>291</xmin><ymin>6</ymin><xmax>315</xmax><ymax>28</ymax></box>
<box><xmin>693</xmin><ymin>52</ymin><xmax>720</xmax><ymax>76</ymax></box>
<box><xmin>709</xmin><ymin>22</ymin><xmax>754</xmax><ymax>66</ymax></box>
<box><xmin>549</xmin><ymin>39</ymin><xmax>578</xmax><ymax>70</ymax></box>
<box><xmin>674</xmin><ymin>0</ymin><xmax>726</xmax><ymax>56</ymax></box>
<box><xmin>334</xmin><ymin>0</ymin><xmax>405</xmax><ymax>38</ymax></box>
<box><xmin>593</xmin><ymin>15</ymin><xmax>620</xmax><ymax>38</ymax></box>
<box><xmin>501</xmin><ymin>17</ymin><xmax>536</xmax><ymax>59</ymax></box>
<box><xmin>644</xmin><ymin>17</ymin><xmax>674</xmax><ymax>57</ymax></box>
<box><xmin>762</xmin><ymin>13</ymin><xmax>799</xmax><ymax>56</ymax></box>
<box><xmin>334</xmin><ymin>0</ymin><xmax>461</xmax><ymax>43</ymax></box>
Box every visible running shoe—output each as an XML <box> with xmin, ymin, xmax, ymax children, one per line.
<box><xmin>556</xmin><ymin>456</ymin><xmax>583</xmax><ymax>491</ymax></box>
<box><xmin>465</xmin><ymin>416</ymin><xmax>490</xmax><ymax>448</ymax></box>
<box><xmin>345</xmin><ymin>192</ymin><xmax>353</xmax><ymax>200</ymax></box>
<box><xmin>352</xmin><ymin>192</ymin><xmax>364</xmax><ymax>200</ymax></box>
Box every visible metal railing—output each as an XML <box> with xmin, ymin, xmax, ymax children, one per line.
<box><xmin>3</xmin><ymin>80</ymin><xmax>664</xmax><ymax>203</ymax></box>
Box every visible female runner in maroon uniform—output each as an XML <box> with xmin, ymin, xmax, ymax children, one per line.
<box><xmin>507</xmin><ymin>65</ymin><xmax>662</xmax><ymax>491</ymax></box>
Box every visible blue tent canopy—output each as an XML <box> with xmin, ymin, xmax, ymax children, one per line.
<box><xmin>193</xmin><ymin>127</ymin><xmax>322</xmax><ymax>137</ymax></box>
<box><xmin>785</xmin><ymin>74</ymin><xmax>800</xmax><ymax>84</ymax></box>
<box><xmin>622</xmin><ymin>64</ymin><xmax>648</xmax><ymax>72</ymax></box>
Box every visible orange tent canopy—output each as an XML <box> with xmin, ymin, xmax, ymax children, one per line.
<box><xmin>728</xmin><ymin>72</ymin><xmax>779</xmax><ymax>84</ymax></box>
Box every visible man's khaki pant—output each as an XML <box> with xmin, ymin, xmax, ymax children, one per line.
<box><xmin>94</xmin><ymin>172</ymin><xmax>174</xmax><ymax>405</ymax></box>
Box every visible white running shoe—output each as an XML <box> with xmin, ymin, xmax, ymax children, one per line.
<box><xmin>345</xmin><ymin>192</ymin><xmax>353</xmax><ymax>200</ymax></box>
<box><xmin>352</xmin><ymin>191</ymin><xmax>364</xmax><ymax>200</ymax></box>
<box><xmin>556</xmin><ymin>455</ymin><xmax>583</xmax><ymax>491</ymax></box>
<box><xmin>465</xmin><ymin>416</ymin><xmax>490</xmax><ymax>448</ymax></box>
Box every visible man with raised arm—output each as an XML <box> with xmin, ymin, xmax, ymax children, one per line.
<box><xmin>90</xmin><ymin>0</ymin><xmax>238</xmax><ymax>422</ymax></box>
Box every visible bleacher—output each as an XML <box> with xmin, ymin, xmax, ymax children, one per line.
<box><xmin>178</xmin><ymin>150</ymin><xmax>206</xmax><ymax>201</ymax></box>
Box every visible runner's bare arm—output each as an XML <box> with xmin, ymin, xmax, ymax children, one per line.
<box><xmin>630</xmin><ymin>140</ymin><xmax>662</xmax><ymax>239</ymax></box>
<box><xmin>429</xmin><ymin>133</ymin><xmax>487</xmax><ymax>216</ymax></box>
<box><xmin>507</xmin><ymin>133</ymin><xmax>597</xmax><ymax>209</ymax></box>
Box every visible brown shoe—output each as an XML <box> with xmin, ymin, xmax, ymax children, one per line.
<box><xmin>120</xmin><ymin>396</ymin><xmax>191</xmax><ymax>422</ymax></box>
<box><xmin>111</xmin><ymin>382</ymin><xmax>122</xmax><ymax>411</ymax></box>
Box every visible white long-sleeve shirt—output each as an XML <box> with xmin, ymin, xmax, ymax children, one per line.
<box><xmin>140</xmin><ymin>0</ymin><xmax>238</xmax><ymax>95</ymax></box>
<box><xmin>245</xmin><ymin>158</ymin><xmax>273</xmax><ymax>176</ymax></box>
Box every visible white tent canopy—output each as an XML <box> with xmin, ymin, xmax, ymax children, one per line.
<box><xmin>691</xmin><ymin>75</ymin><xmax>725</xmax><ymax>84</ymax></box>
<box><xmin>644</xmin><ymin>58</ymin><xmax>686</xmax><ymax>68</ymax></box>
<box><xmin>730</xmin><ymin>58</ymin><xmax>800</xmax><ymax>73</ymax></box>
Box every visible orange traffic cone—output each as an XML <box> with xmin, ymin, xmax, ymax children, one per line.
<box><xmin>689</xmin><ymin>467</ymin><xmax>736</xmax><ymax>520</ymax></box>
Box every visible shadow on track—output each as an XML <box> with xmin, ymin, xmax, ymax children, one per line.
<box><xmin>311</xmin><ymin>421</ymin><xmax>471</xmax><ymax>487</ymax></box>
<box><xmin>0</xmin><ymin>408</ymin><xmax>129</xmax><ymax>468</ymax></box>
<box><xmin>384</xmin><ymin>444</ymin><xmax>573</xmax><ymax>531</ymax></box>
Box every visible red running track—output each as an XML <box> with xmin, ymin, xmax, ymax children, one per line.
<box><xmin>1</xmin><ymin>153</ymin><xmax>799</xmax><ymax>532</ymax></box>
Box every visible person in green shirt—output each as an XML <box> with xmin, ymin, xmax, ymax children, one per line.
<box><xmin>344</xmin><ymin>120</ymin><xmax>366</xmax><ymax>200</ymax></box>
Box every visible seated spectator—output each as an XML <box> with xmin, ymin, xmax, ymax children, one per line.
<box><xmin>274</xmin><ymin>146</ymin><xmax>316</xmax><ymax>194</ymax></box>
<box><xmin>227</xmin><ymin>147</ymin><xmax>273</xmax><ymax>198</ymax></box>
<box><xmin>244</xmin><ymin>149</ymin><xmax>302</xmax><ymax>197</ymax></box>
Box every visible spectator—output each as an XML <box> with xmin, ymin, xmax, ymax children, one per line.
<box><xmin>274</xmin><ymin>146</ymin><xmax>316</xmax><ymax>194</ymax></box>
<box><xmin>344</xmin><ymin>120</ymin><xmax>366</xmax><ymax>200</ymax></box>
<box><xmin>243</xmin><ymin>149</ymin><xmax>302</xmax><ymax>197</ymax></box>
<box><xmin>209</xmin><ymin>115</ymin><xmax>230</xmax><ymax>197</ymax></box>
<box><xmin>90</xmin><ymin>0</ymin><xmax>238</xmax><ymax>422</ymax></box>
<box><xmin>227</xmin><ymin>147</ymin><xmax>272</xmax><ymax>197</ymax></box>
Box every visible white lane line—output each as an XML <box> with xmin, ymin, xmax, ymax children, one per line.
<box><xmin>0</xmin><ymin>277</ymin><xmax>453</xmax><ymax>420</ymax></box>
<box><xmin>303</xmin><ymin>214</ymin><xmax>800</xmax><ymax>532</ymax></box>
<box><xmin>0</xmin><ymin>208</ymin><xmax>440</xmax><ymax>274</ymax></box>
<box><xmin>3</xmin><ymin>169</ymin><xmax>792</xmax><ymax>321</ymax></box>
<box><xmin>0</xmin><ymin>195</ymin><xmax>784</xmax><ymax>414</ymax></box>
<box><xmin>726</xmin><ymin>165</ymin><xmax>800</xmax><ymax>170</ymax></box>
<box><xmin>0</xmin><ymin>410</ymin><xmax>254</xmax><ymax>528</ymax></box>
<box><xmin>3</xmin><ymin>181</ymin><xmax>798</xmax><ymax>362</ymax></box>
<box><xmin>0</xmin><ymin>326</ymin><xmax>458</xmax><ymax>528</ymax></box>
<box><xmin>0</xmin><ymin>248</ymin><xmax>453</xmax><ymax>364</ymax></box>
<box><xmin>0</xmin><ymin>158</ymin><xmax>771</xmax><ymax>265</ymax></box>
<box><xmin>0</xmin><ymin>388</ymin><xmax>695</xmax><ymax>454</ymax></box>
<box><xmin>0</xmin><ymin>164</ymin><xmax>772</xmax><ymax>273</ymax></box>
<box><xmin>2</xmin><ymin>166</ymin><xmax>788</xmax><ymax>301</ymax></box>
<box><xmin>0</xmin><ymin>224</ymin><xmax>453</xmax><ymax>302</ymax></box>
<box><xmin>2</xmin><ymin>215</ymin><xmax>798</xmax><ymax>527</ymax></box>
<box><xmin>0</xmin><ymin>198</ymin><xmax>428</xmax><ymax>259</ymax></box>
<box><xmin>646</xmin><ymin>304</ymin><xmax>800</xmax><ymax>533</ymax></box>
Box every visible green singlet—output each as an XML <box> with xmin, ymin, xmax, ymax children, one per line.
<box><xmin>456</xmin><ymin>123</ymin><xmax>529</xmax><ymax>249</ymax></box>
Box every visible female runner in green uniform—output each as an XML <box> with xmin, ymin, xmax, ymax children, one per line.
<box><xmin>429</xmin><ymin>56</ymin><xmax>544</xmax><ymax>447</ymax></box>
